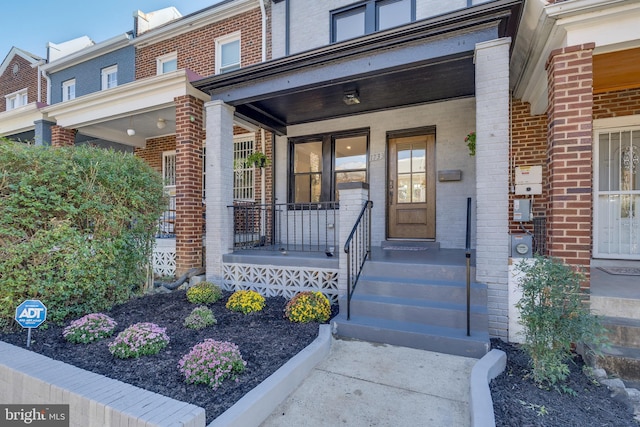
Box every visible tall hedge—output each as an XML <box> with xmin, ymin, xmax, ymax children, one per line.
<box><xmin>0</xmin><ymin>141</ymin><xmax>165</xmax><ymax>328</ymax></box>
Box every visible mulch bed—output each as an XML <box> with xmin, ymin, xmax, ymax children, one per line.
<box><xmin>0</xmin><ymin>290</ymin><xmax>330</xmax><ymax>424</ymax></box>
<box><xmin>491</xmin><ymin>338</ymin><xmax>638</xmax><ymax>427</ymax></box>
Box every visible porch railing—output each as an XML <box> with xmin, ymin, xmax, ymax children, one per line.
<box><xmin>157</xmin><ymin>195</ymin><xmax>176</xmax><ymax>238</ymax></box>
<box><xmin>229</xmin><ymin>202</ymin><xmax>338</xmax><ymax>253</ymax></box>
<box><xmin>344</xmin><ymin>200</ymin><xmax>373</xmax><ymax>320</ymax></box>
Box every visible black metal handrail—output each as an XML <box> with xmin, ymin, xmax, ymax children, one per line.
<box><xmin>228</xmin><ymin>201</ymin><xmax>338</xmax><ymax>253</ymax></box>
<box><xmin>465</xmin><ymin>197</ymin><xmax>472</xmax><ymax>337</ymax></box>
<box><xmin>343</xmin><ymin>200</ymin><xmax>373</xmax><ymax>320</ymax></box>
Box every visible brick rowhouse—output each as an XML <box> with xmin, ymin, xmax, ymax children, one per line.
<box><xmin>545</xmin><ymin>43</ymin><xmax>595</xmax><ymax>277</ymax></box>
<box><xmin>174</xmin><ymin>94</ymin><xmax>204</xmax><ymax>275</ymax></box>
<box><xmin>50</xmin><ymin>125</ymin><xmax>76</xmax><ymax>147</ymax></box>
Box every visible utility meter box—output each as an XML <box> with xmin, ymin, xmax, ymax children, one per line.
<box><xmin>513</xmin><ymin>199</ymin><xmax>531</xmax><ymax>222</ymax></box>
<box><xmin>515</xmin><ymin>165</ymin><xmax>542</xmax><ymax>195</ymax></box>
<box><xmin>511</xmin><ymin>234</ymin><xmax>533</xmax><ymax>258</ymax></box>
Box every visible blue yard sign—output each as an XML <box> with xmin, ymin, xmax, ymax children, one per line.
<box><xmin>15</xmin><ymin>300</ymin><xmax>47</xmax><ymax>347</ymax></box>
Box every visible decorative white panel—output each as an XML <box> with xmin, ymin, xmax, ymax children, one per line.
<box><xmin>153</xmin><ymin>239</ymin><xmax>176</xmax><ymax>277</ymax></box>
<box><xmin>222</xmin><ymin>263</ymin><xmax>339</xmax><ymax>303</ymax></box>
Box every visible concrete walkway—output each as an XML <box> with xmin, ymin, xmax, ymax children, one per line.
<box><xmin>261</xmin><ymin>338</ymin><xmax>476</xmax><ymax>427</ymax></box>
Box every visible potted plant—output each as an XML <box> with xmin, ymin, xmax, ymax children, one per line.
<box><xmin>245</xmin><ymin>151</ymin><xmax>270</xmax><ymax>168</ymax></box>
<box><xmin>465</xmin><ymin>131</ymin><xmax>476</xmax><ymax>156</ymax></box>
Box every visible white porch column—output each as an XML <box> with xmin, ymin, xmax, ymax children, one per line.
<box><xmin>474</xmin><ymin>37</ymin><xmax>511</xmax><ymax>340</ymax></box>
<box><xmin>337</xmin><ymin>182</ymin><xmax>370</xmax><ymax>299</ymax></box>
<box><xmin>205</xmin><ymin>100</ymin><xmax>235</xmax><ymax>283</ymax></box>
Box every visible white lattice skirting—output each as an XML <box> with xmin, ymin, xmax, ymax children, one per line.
<box><xmin>153</xmin><ymin>240</ymin><xmax>176</xmax><ymax>277</ymax></box>
<box><xmin>222</xmin><ymin>263</ymin><xmax>340</xmax><ymax>303</ymax></box>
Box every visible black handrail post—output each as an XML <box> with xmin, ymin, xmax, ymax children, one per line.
<box><xmin>465</xmin><ymin>197</ymin><xmax>472</xmax><ymax>337</ymax></box>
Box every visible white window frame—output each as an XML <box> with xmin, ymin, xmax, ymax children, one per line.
<box><xmin>157</xmin><ymin>52</ymin><xmax>178</xmax><ymax>75</ymax></box>
<box><xmin>215</xmin><ymin>32</ymin><xmax>241</xmax><ymax>75</ymax></box>
<box><xmin>62</xmin><ymin>79</ymin><xmax>76</xmax><ymax>101</ymax></box>
<box><xmin>101</xmin><ymin>65</ymin><xmax>118</xmax><ymax>90</ymax></box>
<box><xmin>5</xmin><ymin>88</ymin><xmax>28</xmax><ymax>110</ymax></box>
<box><xmin>234</xmin><ymin>134</ymin><xmax>255</xmax><ymax>201</ymax></box>
<box><xmin>163</xmin><ymin>150</ymin><xmax>177</xmax><ymax>189</ymax></box>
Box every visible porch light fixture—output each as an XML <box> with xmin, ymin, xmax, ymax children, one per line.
<box><xmin>156</xmin><ymin>118</ymin><xmax>167</xmax><ymax>129</ymax></box>
<box><xmin>343</xmin><ymin>90</ymin><xmax>360</xmax><ymax>105</ymax></box>
<box><xmin>126</xmin><ymin>117</ymin><xmax>135</xmax><ymax>136</ymax></box>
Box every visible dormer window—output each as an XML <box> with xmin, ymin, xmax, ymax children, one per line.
<box><xmin>332</xmin><ymin>0</ymin><xmax>414</xmax><ymax>43</ymax></box>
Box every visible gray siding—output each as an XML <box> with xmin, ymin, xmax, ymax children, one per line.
<box><xmin>49</xmin><ymin>46</ymin><xmax>135</xmax><ymax>104</ymax></box>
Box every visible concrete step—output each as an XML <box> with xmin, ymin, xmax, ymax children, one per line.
<box><xmin>591</xmin><ymin>295</ymin><xmax>640</xmax><ymax>320</ymax></box>
<box><xmin>362</xmin><ymin>260</ymin><xmax>473</xmax><ymax>282</ymax></box>
<box><xmin>356</xmin><ymin>274</ymin><xmax>487</xmax><ymax>305</ymax></box>
<box><xmin>590</xmin><ymin>345</ymin><xmax>640</xmax><ymax>382</ymax></box>
<box><xmin>381</xmin><ymin>240</ymin><xmax>440</xmax><ymax>250</ymax></box>
<box><xmin>331</xmin><ymin>313</ymin><xmax>489</xmax><ymax>359</ymax></box>
<box><xmin>601</xmin><ymin>317</ymin><xmax>640</xmax><ymax>349</ymax></box>
<box><xmin>344</xmin><ymin>293</ymin><xmax>488</xmax><ymax>332</ymax></box>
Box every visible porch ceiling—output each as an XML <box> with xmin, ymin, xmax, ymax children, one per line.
<box><xmin>41</xmin><ymin>70</ymin><xmax>209</xmax><ymax>147</ymax></box>
<box><xmin>194</xmin><ymin>0</ymin><xmax>523</xmax><ymax>135</ymax></box>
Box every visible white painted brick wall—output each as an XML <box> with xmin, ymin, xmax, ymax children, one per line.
<box><xmin>474</xmin><ymin>38</ymin><xmax>511</xmax><ymax>339</ymax></box>
<box><xmin>205</xmin><ymin>100</ymin><xmax>236</xmax><ymax>283</ymax></box>
<box><xmin>276</xmin><ymin>98</ymin><xmax>477</xmax><ymax>250</ymax></box>
<box><xmin>275</xmin><ymin>0</ymin><xmax>492</xmax><ymax>56</ymax></box>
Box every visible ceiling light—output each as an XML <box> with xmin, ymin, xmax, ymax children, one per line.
<box><xmin>343</xmin><ymin>90</ymin><xmax>360</xmax><ymax>105</ymax></box>
<box><xmin>126</xmin><ymin>116</ymin><xmax>135</xmax><ymax>136</ymax></box>
<box><xmin>157</xmin><ymin>118</ymin><xmax>166</xmax><ymax>129</ymax></box>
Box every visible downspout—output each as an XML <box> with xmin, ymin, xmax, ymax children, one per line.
<box><xmin>261</xmin><ymin>128</ymin><xmax>267</xmax><ymax>207</ymax></box>
<box><xmin>42</xmin><ymin>69</ymin><xmax>52</xmax><ymax>105</ymax></box>
<box><xmin>259</xmin><ymin>0</ymin><xmax>267</xmax><ymax>62</ymax></box>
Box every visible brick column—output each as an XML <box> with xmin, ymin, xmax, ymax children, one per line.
<box><xmin>50</xmin><ymin>125</ymin><xmax>75</xmax><ymax>147</ymax></box>
<box><xmin>174</xmin><ymin>95</ymin><xmax>205</xmax><ymax>276</ymax></box>
<box><xmin>474</xmin><ymin>38</ymin><xmax>511</xmax><ymax>340</ymax></box>
<box><xmin>545</xmin><ymin>44</ymin><xmax>594</xmax><ymax>278</ymax></box>
<box><xmin>204</xmin><ymin>100</ymin><xmax>235</xmax><ymax>283</ymax></box>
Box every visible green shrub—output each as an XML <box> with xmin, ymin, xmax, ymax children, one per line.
<box><xmin>515</xmin><ymin>256</ymin><xmax>607</xmax><ymax>387</ymax></box>
<box><xmin>226</xmin><ymin>290</ymin><xmax>265</xmax><ymax>314</ymax></box>
<box><xmin>0</xmin><ymin>141</ymin><xmax>165</xmax><ymax>327</ymax></box>
<box><xmin>184</xmin><ymin>306</ymin><xmax>217</xmax><ymax>329</ymax></box>
<box><xmin>285</xmin><ymin>291</ymin><xmax>331</xmax><ymax>323</ymax></box>
<box><xmin>178</xmin><ymin>339</ymin><xmax>246</xmax><ymax>389</ymax></box>
<box><xmin>108</xmin><ymin>322</ymin><xmax>169</xmax><ymax>359</ymax></box>
<box><xmin>63</xmin><ymin>313</ymin><xmax>117</xmax><ymax>344</ymax></box>
<box><xmin>186</xmin><ymin>282</ymin><xmax>222</xmax><ymax>304</ymax></box>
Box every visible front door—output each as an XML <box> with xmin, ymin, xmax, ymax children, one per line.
<box><xmin>595</xmin><ymin>128</ymin><xmax>640</xmax><ymax>258</ymax></box>
<box><xmin>387</xmin><ymin>134</ymin><xmax>436</xmax><ymax>239</ymax></box>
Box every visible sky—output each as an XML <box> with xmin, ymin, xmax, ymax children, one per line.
<box><xmin>1</xmin><ymin>1</ymin><xmax>224</xmax><ymax>61</ymax></box>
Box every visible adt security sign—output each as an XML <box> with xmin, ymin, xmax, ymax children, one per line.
<box><xmin>15</xmin><ymin>300</ymin><xmax>47</xmax><ymax>328</ymax></box>
<box><xmin>15</xmin><ymin>300</ymin><xmax>47</xmax><ymax>347</ymax></box>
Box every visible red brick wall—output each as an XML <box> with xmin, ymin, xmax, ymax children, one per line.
<box><xmin>593</xmin><ymin>88</ymin><xmax>640</xmax><ymax>120</ymax></box>
<box><xmin>0</xmin><ymin>55</ymin><xmax>41</xmax><ymax>113</ymax></box>
<box><xmin>545</xmin><ymin>43</ymin><xmax>594</xmax><ymax>274</ymax></box>
<box><xmin>509</xmin><ymin>99</ymin><xmax>548</xmax><ymax>239</ymax></box>
<box><xmin>135</xmin><ymin>7</ymin><xmax>268</xmax><ymax>80</ymax></box>
<box><xmin>174</xmin><ymin>95</ymin><xmax>205</xmax><ymax>275</ymax></box>
<box><xmin>51</xmin><ymin>126</ymin><xmax>76</xmax><ymax>147</ymax></box>
<box><xmin>134</xmin><ymin>136</ymin><xmax>176</xmax><ymax>173</ymax></box>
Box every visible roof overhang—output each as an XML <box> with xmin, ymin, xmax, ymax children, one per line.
<box><xmin>512</xmin><ymin>0</ymin><xmax>640</xmax><ymax>115</ymax></box>
<box><xmin>193</xmin><ymin>0</ymin><xmax>523</xmax><ymax>135</ymax></box>
<box><xmin>41</xmin><ymin>70</ymin><xmax>209</xmax><ymax>147</ymax></box>
<box><xmin>41</xmin><ymin>34</ymin><xmax>131</xmax><ymax>73</ymax></box>
<box><xmin>0</xmin><ymin>103</ymin><xmax>46</xmax><ymax>136</ymax></box>
<box><xmin>132</xmin><ymin>0</ymin><xmax>259</xmax><ymax>48</ymax></box>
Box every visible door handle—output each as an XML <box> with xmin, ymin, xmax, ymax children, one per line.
<box><xmin>389</xmin><ymin>180</ymin><xmax>394</xmax><ymax>205</ymax></box>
